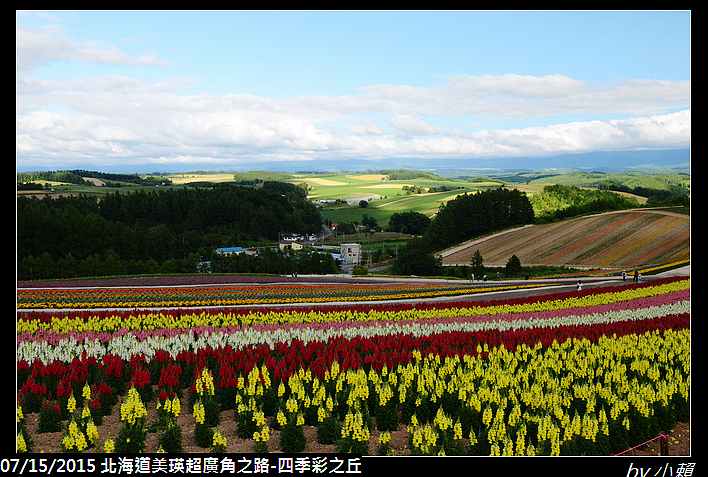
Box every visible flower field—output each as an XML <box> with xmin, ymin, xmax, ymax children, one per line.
<box><xmin>17</xmin><ymin>276</ymin><xmax>690</xmax><ymax>456</ymax></box>
<box><xmin>16</xmin><ymin>280</ymin><xmax>550</xmax><ymax>309</ymax></box>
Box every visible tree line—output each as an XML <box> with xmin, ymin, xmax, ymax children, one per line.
<box><xmin>17</xmin><ymin>170</ymin><xmax>173</xmax><ymax>187</ymax></box>
<box><xmin>382</xmin><ymin>169</ymin><xmax>445</xmax><ymax>181</ymax></box>
<box><xmin>391</xmin><ymin>187</ymin><xmax>535</xmax><ymax>276</ymax></box>
<box><xmin>596</xmin><ymin>181</ymin><xmax>690</xmax><ymax>207</ymax></box>
<box><xmin>17</xmin><ymin>183</ymin><xmax>323</xmax><ymax>280</ymax></box>
<box><xmin>530</xmin><ymin>184</ymin><xmax>643</xmax><ymax>223</ymax></box>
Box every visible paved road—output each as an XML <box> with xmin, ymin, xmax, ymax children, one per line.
<box><xmin>334</xmin><ymin>265</ymin><xmax>690</xmax><ymax>305</ymax></box>
<box><xmin>278</xmin><ymin>264</ymin><xmax>690</xmax><ymax>307</ymax></box>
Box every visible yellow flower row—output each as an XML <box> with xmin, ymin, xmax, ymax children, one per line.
<box><xmin>193</xmin><ymin>400</ymin><xmax>206</xmax><ymax>425</ymax></box>
<box><xmin>156</xmin><ymin>395</ymin><xmax>181</xmax><ymax>419</ymax></box>
<box><xmin>341</xmin><ymin>410</ymin><xmax>370</xmax><ymax>444</ymax></box>
<box><xmin>195</xmin><ymin>368</ymin><xmax>215</xmax><ymax>397</ymax></box>
<box><xmin>62</xmin><ymin>419</ymin><xmax>88</xmax><ymax>452</ymax></box>
<box><xmin>589</xmin><ymin>260</ymin><xmax>690</xmax><ymax>277</ymax></box>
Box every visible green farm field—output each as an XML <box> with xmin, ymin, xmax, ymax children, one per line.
<box><xmin>297</xmin><ymin>174</ymin><xmax>649</xmax><ymax>229</ymax></box>
<box><xmin>318</xmin><ymin>191</ymin><xmax>469</xmax><ymax>227</ymax></box>
<box><xmin>296</xmin><ymin>174</ymin><xmax>502</xmax><ymax>227</ymax></box>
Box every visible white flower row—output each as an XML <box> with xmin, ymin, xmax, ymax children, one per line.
<box><xmin>16</xmin><ymin>300</ymin><xmax>689</xmax><ymax>365</ymax></box>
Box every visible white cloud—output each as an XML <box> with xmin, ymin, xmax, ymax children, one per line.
<box><xmin>422</xmin><ymin>109</ymin><xmax>691</xmax><ymax>158</ymax></box>
<box><xmin>347</xmin><ymin>123</ymin><xmax>385</xmax><ymax>136</ymax></box>
<box><xmin>17</xmin><ymin>99</ymin><xmax>689</xmax><ymax>168</ymax></box>
<box><xmin>386</xmin><ymin>115</ymin><xmax>441</xmax><ymax>136</ymax></box>
<box><xmin>16</xmin><ymin>23</ymin><xmax>170</xmax><ymax>79</ymax></box>
<box><xmin>356</xmin><ymin>74</ymin><xmax>690</xmax><ymax>119</ymax></box>
<box><xmin>16</xmin><ymin>19</ymin><xmax>691</xmax><ymax>170</ymax></box>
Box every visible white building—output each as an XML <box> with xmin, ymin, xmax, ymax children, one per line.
<box><xmin>340</xmin><ymin>243</ymin><xmax>361</xmax><ymax>265</ymax></box>
<box><xmin>279</xmin><ymin>241</ymin><xmax>304</xmax><ymax>251</ymax></box>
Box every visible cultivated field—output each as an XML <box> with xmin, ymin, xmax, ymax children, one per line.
<box><xmin>441</xmin><ymin>209</ymin><xmax>690</xmax><ymax>269</ymax></box>
<box><xmin>168</xmin><ymin>173</ymin><xmax>240</xmax><ymax>185</ymax></box>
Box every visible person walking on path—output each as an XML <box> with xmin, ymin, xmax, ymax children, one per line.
<box><xmin>577</xmin><ymin>280</ymin><xmax>582</xmax><ymax>291</ymax></box>
<box><xmin>622</xmin><ymin>270</ymin><xmax>626</xmax><ymax>281</ymax></box>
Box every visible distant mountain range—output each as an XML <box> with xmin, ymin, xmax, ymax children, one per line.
<box><xmin>216</xmin><ymin>148</ymin><xmax>691</xmax><ymax>175</ymax></box>
<box><xmin>268</xmin><ymin>149</ymin><xmax>691</xmax><ymax>175</ymax></box>
<box><xmin>18</xmin><ymin>148</ymin><xmax>690</xmax><ymax>175</ymax></box>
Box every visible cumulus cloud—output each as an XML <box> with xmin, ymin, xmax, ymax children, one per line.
<box><xmin>423</xmin><ymin>109</ymin><xmax>691</xmax><ymax>158</ymax></box>
<box><xmin>16</xmin><ymin>24</ymin><xmax>170</xmax><ymax>80</ymax></box>
<box><xmin>17</xmin><ymin>96</ymin><xmax>690</xmax><ymax>169</ymax></box>
<box><xmin>16</xmin><ymin>19</ymin><xmax>691</xmax><ymax>170</ymax></box>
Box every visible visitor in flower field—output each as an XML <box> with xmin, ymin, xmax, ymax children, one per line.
<box><xmin>577</xmin><ymin>281</ymin><xmax>582</xmax><ymax>291</ymax></box>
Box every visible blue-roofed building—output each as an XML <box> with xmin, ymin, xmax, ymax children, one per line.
<box><xmin>216</xmin><ymin>246</ymin><xmax>245</xmax><ymax>255</ymax></box>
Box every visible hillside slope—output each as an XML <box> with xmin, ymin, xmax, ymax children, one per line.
<box><xmin>440</xmin><ymin>209</ymin><xmax>690</xmax><ymax>269</ymax></box>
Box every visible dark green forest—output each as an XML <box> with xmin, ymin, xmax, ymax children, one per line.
<box><xmin>381</xmin><ymin>169</ymin><xmax>445</xmax><ymax>181</ymax></box>
<box><xmin>391</xmin><ymin>188</ymin><xmax>535</xmax><ymax>276</ymax></box>
<box><xmin>386</xmin><ymin>211</ymin><xmax>432</xmax><ymax>236</ymax></box>
<box><xmin>17</xmin><ymin>183</ymin><xmax>326</xmax><ymax>280</ymax></box>
<box><xmin>423</xmin><ymin>187</ymin><xmax>535</xmax><ymax>251</ymax></box>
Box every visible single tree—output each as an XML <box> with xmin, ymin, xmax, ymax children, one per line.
<box><xmin>470</xmin><ymin>250</ymin><xmax>484</xmax><ymax>278</ymax></box>
<box><xmin>505</xmin><ymin>254</ymin><xmax>522</xmax><ymax>277</ymax></box>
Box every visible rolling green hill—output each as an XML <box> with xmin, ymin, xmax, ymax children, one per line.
<box><xmin>297</xmin><ymin>173</ymin><xmax>500</xmax><ymax>228</ymax></box>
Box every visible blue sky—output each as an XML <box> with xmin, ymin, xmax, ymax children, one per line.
<box><xmin>16</xmin><ymin>10</ymin><xmax>691</xmax><ymax>172</ymax></box>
